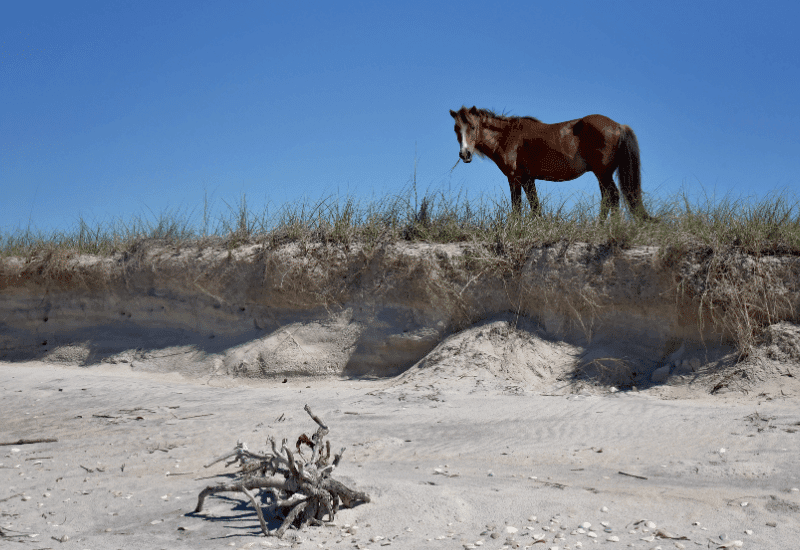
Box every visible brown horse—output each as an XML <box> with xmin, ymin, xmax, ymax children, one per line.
<box><xmin>449</xmin><ymin>106</ymin><xmax>654</xmax><ymax>220</ymax></box>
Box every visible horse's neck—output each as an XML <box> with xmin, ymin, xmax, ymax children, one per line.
<box><xmin>477</xmin><ymin>118</ymin><xmax>508</xmax><ymax>158</ymax></box>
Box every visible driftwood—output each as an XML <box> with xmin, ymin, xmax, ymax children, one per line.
<box><xmin>0</xmin><ymin>437</ymin><xmax>58</xmax><ymax>446</ymax></box>
<box><xmin>618</xmin><ymin>470</ymin><xmax>648</xmax><ymax>480</ymax></box>
<box><xmin>194</xmin><ymin>404</ymin><xmax>370</xmax><ymax>538</ymax></box>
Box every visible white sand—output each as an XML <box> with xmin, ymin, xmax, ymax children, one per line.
<box><xmin>2</xmin><ymin>360</ymin><xmax>799</xmax><ymax>550</ymax></box>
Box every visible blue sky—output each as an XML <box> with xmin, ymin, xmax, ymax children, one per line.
<box><xmin>2</xmin><ymin>1</ymin><xmax>799</xmax><ymax>234</ymax></box>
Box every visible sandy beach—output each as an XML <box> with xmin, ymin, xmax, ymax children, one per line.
<box><xmin>2</xmin><ymin>358</ymin><xmax>799</xmax><ymax>550</ymax></box>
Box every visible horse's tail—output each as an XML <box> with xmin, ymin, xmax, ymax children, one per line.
<box><xmin>617</xmin><ymin>125</ymin><xmax>654</xmax><ymax>221</ymax></box>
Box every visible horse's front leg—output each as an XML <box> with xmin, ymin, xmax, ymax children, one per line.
<box><xmin>507</xmin><ymin>174</ymin><xmax>523</xmax><ymax>213</ymax></box>
<box><xmin>521</xmin><ymin>177</ymin><xmax>540</xmax><ymax>216</ymax></box>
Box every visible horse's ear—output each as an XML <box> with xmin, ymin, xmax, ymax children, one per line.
<box><xmin>449</xmin><ymin>109</ymin><xmax>457</xmax><ymax>119</ymax></box>
<box><xmin>469</xmin><ymin>106</ymin><xmax>478</xmax><ymax>115</ymax></box>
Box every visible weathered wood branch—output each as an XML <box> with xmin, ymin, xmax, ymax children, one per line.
<box><xmin>242</xmin><ymin>487</ymin><xmax>269</xmax><ymax>536</ymax></box>
<box><xmin>0</xmin><ymin>437</ymin><xmax>58</xmax><ymax>446</ymax></box>
<box><xmin>195</xmin><ymin>404</ymin><xmax>369</xmax><ymax>538</ymax></box>
<box><xmin>275</xmin><ymin>501</ymin><xmax>308</xmax><ymax>538</ymax></box>
<box><xmin>304</xmin><ymin>404</ymin><xmax>328</xmax><ymax>431</ymax></box>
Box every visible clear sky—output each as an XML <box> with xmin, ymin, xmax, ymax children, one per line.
<box><xmin>2</xmin><ymin>1</ymin><xmax>799</xmax><ymax>234</ymax></box>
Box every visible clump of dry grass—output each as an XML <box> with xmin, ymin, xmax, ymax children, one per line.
<box><xmin>4</xmin><ymin>185</ymin><xmax>800</xmax><ymax>258</ymax></box>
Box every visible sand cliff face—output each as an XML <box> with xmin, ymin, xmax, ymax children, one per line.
<box><xmin>1</xmin><ymin>241</ymin><xmax>798</xmax><ymax>386</ymax></box>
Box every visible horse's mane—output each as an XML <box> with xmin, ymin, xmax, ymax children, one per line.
<box><xmin>476</xmin><ymin>107</ymin><xmax>541</xmax><ymax>124</ymax></box>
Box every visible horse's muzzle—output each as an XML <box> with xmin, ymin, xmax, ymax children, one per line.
<box><xmin>459</xmin><ymin>151</ymin><xmax>472</xmax><ymax>163</ymax></box>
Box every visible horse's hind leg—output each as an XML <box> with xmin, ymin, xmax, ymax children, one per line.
<box><xmin>521</xmin><ymin>177</ymin><xmax>541</xmax><ymax>216</ymax></box>
<box><xmin>597</xmin><ymin>172</ymin><xmax>620</xmax><ymax>220</ymax></box>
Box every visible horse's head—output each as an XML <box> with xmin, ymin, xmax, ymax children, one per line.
<box><xmin>450</xmin><ymin>106</ymin><xmax>481</xmax><ymax>163</ymax></box>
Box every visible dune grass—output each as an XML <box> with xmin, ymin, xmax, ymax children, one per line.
<box><xmin>3</xmin><ymin>186</ymin><xmax>800</xmax><ymax>259</ymax></box>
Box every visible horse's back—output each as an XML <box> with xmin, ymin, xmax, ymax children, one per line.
<box><xmin>579</xmin><ymin>114</ymin><xmax>622</xmax><ymax>134</ymax></box>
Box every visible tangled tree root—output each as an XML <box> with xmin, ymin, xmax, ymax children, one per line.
<box><xmin>194</xmin><ymin>404</ymin><xmax>370</xmax><ymax>538</ymax></box>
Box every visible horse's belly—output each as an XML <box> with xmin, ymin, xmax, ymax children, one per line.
<box><xmin>535</xmin><ymin>152</ymin><xmax>587</xmax><ymax>181</ymax></box>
